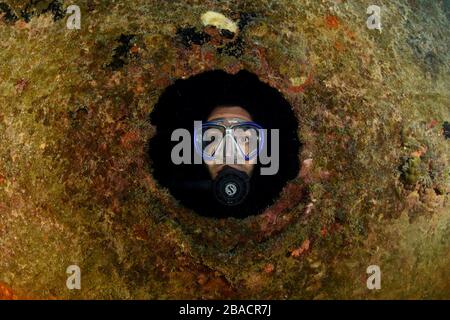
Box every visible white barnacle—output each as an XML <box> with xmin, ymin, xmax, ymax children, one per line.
<box><xmin>201</xmin><ymin>11</ymin><xmax>238</xmax><ymax>34</ymax></box>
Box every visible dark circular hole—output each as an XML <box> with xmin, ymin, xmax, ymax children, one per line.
<box><xmin>148</xmin><ymin>70</ymin><xmax>301</xmax><ymax>218</ymax></box>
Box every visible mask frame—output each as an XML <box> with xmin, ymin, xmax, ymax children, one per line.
<box><xmin>193</xmin><ymin>117</ymin><xmax>265</xmax><ymax>162</ymax></box>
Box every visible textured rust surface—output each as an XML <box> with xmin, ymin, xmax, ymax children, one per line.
<box><xmin>0</xmin><ymin>0</ymin><xmax>449</xmax><ymax>299</ymax></box>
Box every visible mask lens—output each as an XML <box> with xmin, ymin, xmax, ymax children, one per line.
<box><xmin>202</xmin><ymin>126</ymin><xmax>224</xmax><ymax>158</ymax></box>
<box><xmin>232</xmin><ymin>124</ymin><xmax>260</xmax><ymax>159</ymax></box>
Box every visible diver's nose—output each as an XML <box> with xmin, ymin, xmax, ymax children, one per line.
<box><xmin>224</xmin><ymin>131</ymin><xmax>236</xmax><ymax>162</ymax></box>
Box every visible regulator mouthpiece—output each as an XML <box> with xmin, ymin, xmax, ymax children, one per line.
<box><xmin>213</xmin><ymin>166</ymin><xmax>250</xmax><ymax>206</ymax></box>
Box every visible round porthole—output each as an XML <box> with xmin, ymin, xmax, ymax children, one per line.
<box><xmin>148</xmin><ymin>70</ymin><xmax>301</xmax><ymax>218</ymax></box>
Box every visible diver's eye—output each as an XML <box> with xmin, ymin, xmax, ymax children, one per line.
<box><xmin>239</xmin><ymin>136</ymin><xmax>249</xmax><ymax>143</ymax></box>
<box><xmin>202</xmin><ymin>128</ymin><xmax>224</xmax><ymax>157</ymax></box>
<box><xmin>202</xmin><ymin>136</ymin><xmax>215</xmax><ymax>148</ymax></box>
<box><xmin>234</xmin><ymin>128</ymin><xmax>258</xmax><ymax>143</ymax></box>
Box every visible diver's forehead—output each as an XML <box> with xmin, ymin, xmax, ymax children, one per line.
<box><xmin>207</xmin><ymin>106</ymin><xmax>252</xmax><ymax>122</ymax></box>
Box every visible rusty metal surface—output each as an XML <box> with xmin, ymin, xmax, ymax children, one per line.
<box><xmin>0</xmin><ymin>0</ymin><xmax>449</xmax><ymax>299</ymax></box>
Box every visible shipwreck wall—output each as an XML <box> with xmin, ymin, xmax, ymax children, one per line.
<box><xmin>0</xmin><ymin>0</ymin><xmax>449</xmax><ymax>299</ymax></box>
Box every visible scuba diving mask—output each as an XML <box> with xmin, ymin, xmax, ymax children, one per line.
<box><xmin>193</xmin><ymin>118</ymin><xmax>265</xmax><ymax>163</ymax></box>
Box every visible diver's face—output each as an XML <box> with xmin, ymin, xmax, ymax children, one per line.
<box><xmin>206</xmin><ymin>106</ymin><xmax>255</xmax><ymax>179</ymax></box>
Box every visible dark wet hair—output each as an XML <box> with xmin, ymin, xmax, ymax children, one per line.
<box><xmin>148</xmin><ymin>70</ymin><xmax>300</xmax><ymax>218</ymax></box>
